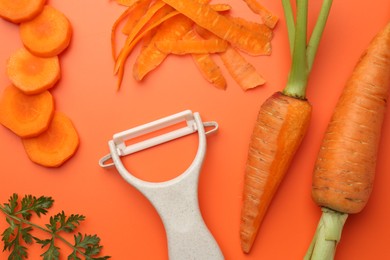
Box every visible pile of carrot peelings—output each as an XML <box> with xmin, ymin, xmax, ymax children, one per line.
<box><xmin>111</xmin><ymin>0</ymin><xmax>278</xmax><ymax>90</ymax></box>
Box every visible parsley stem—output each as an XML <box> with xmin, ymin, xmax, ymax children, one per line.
<box><xmin>0</xmin><ymin>205</ymin><xmax>91</xmax><ymax>259</ymax></box>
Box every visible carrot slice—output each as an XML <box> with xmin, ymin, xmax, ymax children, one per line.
<box><xmin>0</xmin><ymin>85</ymin><xmax>54</xmax><ymax>138</ymax></box>
<box><xmin>161</xmin><ymin>0</ymin><xmax>271</xmax><ymax>55</ymax></box>
<box><xmin>155</xmin><ymin>38</ymin><xmax>228</xmax><ymax>54</ymax></box>
<box><xmin>0</xmin><ymin>0</ymin><xmax>46</xmax><ymax>24</ymax></box>
<box><xmin>19</xmin><ymin>5</ymin><xmax>72</xmax><ymax>57</ymax></box>
<box><xmin>22</xmin><ymin>111</ymin><xmax>79</xmax><ymax>167</ymax></box>
<box><xmin>132</xmin><ymin>14</ymin><xmax>193</xmax><ymax>81</ymax></box>
<box><xmin>7</xmin><ymin>47</ymin><xmax>60</xmax><ymax>94</ymax></box>
<box><xmin>242</xmin><ymin>0</ymin><xmax>278</xmax><ymax>29</ymax></box>
<box><xmin>220</xmin><ymin>45</ymin><xmax>266</xmax><ymax>90</ymax></box>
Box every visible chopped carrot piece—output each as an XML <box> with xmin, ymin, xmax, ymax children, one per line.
<box><xmin>183</xmin><ymin>30</ymin><xmax>226</xmax><ymax>90</ymax></box>
<box><xmin>132</xmin><ymin>14</ymin><xmax>193</xmax><ymax>81</ymax></box>
<box><xmin>22</xmin><ymin>112</ymin><xmax>79</xmax><ymax>167</ymax></box>
<box><xmin>0</xmin><ymin>85</ymin><xmax>54</xmax><ymax>138</ymax></box>
<box><xmin>243</xmin><ymin>0</ymin><xmax>278</xmax><ymax>28</ymax></box>
<box><xmin>220</xmin><ymin>46</ymin><xmax>266</xmax><ymax>90</ymax></box>
<box><xmin>161</xmin><ymin>0</ymin><xmax>272</xmax><ymax>55</ymax></box>
<box><xmin>7</xmin><ymin>47</ymin><xmax>60</xmax><ymax>95</ymax></box>
<box><xmin>19</xmin><ymin>5</ymin><xmax>72</xmax><ymax>57</ymax></box>
<box><xmin>155</xmin><ymin>38</ymin><xmax>228</xmax><ymax>54</ymax></box>
<box><xmin>0</xmin><ymin>0</ymin><xmax>46</xmax><ymax>24</ymax></box>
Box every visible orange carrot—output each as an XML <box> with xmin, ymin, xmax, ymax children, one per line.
<box><xmin>0</xmin><ymin>85</ymin><xmax>54</xmax><ymax>138</ymax></box>
<box><xmin>241</xmin><ymin>92</ymin><xmax>312</xmax><ymax>253</ymax></box>
<box><xmin>242</xmin><ymin>0</ymin><xmax>278</xmax><ymax>29</ymax></box>
<box><xmin>184</xmin><ymin>29</ymin><xmax>226</xmax><ymax>90</ymax></box>
<box><xmin>0</xmin><ymin>0</ymin><xmax>46</xmax><ymax>24</ymax></box>
<box><xmin>161</xmin><ymin>0</ymin><xmax>272</xmax><ymax>55</ymax></box>
<box><xmin>6</xmin><ymin>47</ymin><xmax>60</xmax><ymax>94</ymax></box>
<box><xmin>305</xmin><ymin>22</ymin><xmax>390</xmax><ymax>260</ymax></box>
<box><xmin>19</xmin><ymin>5</ymin><xmax>72</xmax><ymax>57</ymax></box>
<box><xmin>155</xmin><ymin>38</ymin><xmax>228</xmax><ymax>54</ymax></box>
<box><xmin>240</xmin><ymin>0</ymin><xmax>333</xmax><ymax>253</ymax></box>
<box><xmin>22</xmin><ymin>111</ymin><xmax>79</xmax><ymax>167</ymax></box>
<box><xmin>132</xmin><ymin>14</ymin><xmax>193</xmax><ymax>81</ymax></box>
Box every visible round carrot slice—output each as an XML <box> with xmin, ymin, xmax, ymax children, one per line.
<box><xmin>19</xmin><ymin>5</ymin><xmax>72</xmax><ymax>57</ymax></box>
<box><xmin>22</xmin><ymin>112</ymin><xmax>79</xmax><ymax>167</ymax></box>
<box><xmin>7</xmin><ymin>47</ymin><xmax>60</xmax><ymax>95</ymax></box>
<box><xmin>0</xmin><ymin>85</ymin><xmax>54</xmax><ymax>138</ymax></box>
<box><xmin>0</xmin><ymin>0</ymin><xmax>46</xmax><ymax>24</ymax></box>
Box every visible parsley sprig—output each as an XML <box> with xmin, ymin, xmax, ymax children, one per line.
<box><xmin>0</xmin><ymin>194</ymin><xmax>110</xmax><ymax>260</ymax></box>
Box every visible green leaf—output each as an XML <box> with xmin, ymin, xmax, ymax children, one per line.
<box><xmin>46</xmin><ymin>211</ymin><xmax>85</xmax><ymax>233</ymax></box>
<box><xmin>41</xmin><ymin>239</ymin><xmax>60</xmax><ymax>260</ymax></box>
<box><xmin>19</xmin><ymin>195</ymin><xmax>54</xmax><ymax>220</ymax></box>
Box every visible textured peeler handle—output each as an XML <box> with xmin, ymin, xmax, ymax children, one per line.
<box><xmin>142</xmin><ymin>171</ymin><xmax>224</xmax><ymax>260</ymax></box>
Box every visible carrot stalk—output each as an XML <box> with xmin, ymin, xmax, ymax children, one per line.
<box><xmin>7</xmin><ymin>47</ymin><xmax>61</xmax><ymax>94</ymax></box>
<box><xmin>161</xmin><ymin>0</ymin><xmax>272</xmax><ymax>56</ymax></box>
<box><xmin>240</xmin><ymin>0</ymin><xmax>333</xmax><ymax>253</ymax></box>
<box><xmin>19</xmin><ymin>5</ymin><xmax>72</xmax><ymax>58</ymax></box>
<box><xmin>305</xmin><ymin>22</ymin><xmax>390</xmax><ymax>259</ymax></box>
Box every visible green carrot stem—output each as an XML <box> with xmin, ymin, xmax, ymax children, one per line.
<box><xmin>282</xmin><ymin>0</ymin><xmax>333</xmax><ymax>99</ymax></box>
<box><xmin>282</xmin><ymin>0</ymin><xmax>295</xmax><ymax>54</ymax></box>
<box><xmin>304</xmin><ymin>207</ymin><xmax>348</xmax><ymax>260</ymax></box>
<box><xmin>283</xmin><ymin>0</ymin><xmax>309</xmax><ymax>99</ymax></box>
<box><xmin>306</xmin><ymin>0</ymin><xmax>333</xmax><ymax>71</ymax></box>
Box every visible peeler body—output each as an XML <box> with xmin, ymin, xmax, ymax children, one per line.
<box><xmin>100</xmin><ymin>110</ymin><xmax>224</xmax><ymax>260</ymax></box>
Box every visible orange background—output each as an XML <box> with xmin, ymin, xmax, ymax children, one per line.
<box><xmin>1</xmin><ymin>0</ymin><xmax>390</xmax><ymax>259</ymax></box>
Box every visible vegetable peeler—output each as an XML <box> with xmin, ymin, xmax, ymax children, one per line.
<box><xmin>99</xmin><ymin>110</ymin><xmax>224</xmax><ymax>260</ymax></box>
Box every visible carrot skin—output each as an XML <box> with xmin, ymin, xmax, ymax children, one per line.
<box><xmin>241</xmin><ymin>92</ymin><xmax>312</xmax><ymax>253</ymax></box>
<box><xmin>312</xmin><ymin>22</ymin><xmax>390</xmax><ymax>214</ymax></box>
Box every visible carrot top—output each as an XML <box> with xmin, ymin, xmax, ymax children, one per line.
<box><xmin>281</xmin><ymin>0</ymin><xmax>333</xmax><ymax>99</ymax></box>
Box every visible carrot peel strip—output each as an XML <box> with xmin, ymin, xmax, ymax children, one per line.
<box><xmin>161</xmin><ymin>0</ymin><xmax>271</xmax><ymax>56</ymax></box>
<box><xmin>155</xmin><ymin>38</ymin><xmax>228</xmax><ymax>54</ymax></box>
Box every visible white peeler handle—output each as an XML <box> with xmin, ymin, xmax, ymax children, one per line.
<box><xmin>100</xmin><ymin>111</ymin><xmax>224</xmax><ymax>259</ymax></box>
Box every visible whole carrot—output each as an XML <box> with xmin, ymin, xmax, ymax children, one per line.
<box><xmin>240</xmin><ymin>0</ymin><xmax>333</xmax><ymax>253</ymax></box>
<box><xmin>305</xmin><ymin>21</ymin><xmax>390</xmax><ymax>260</ymax></box>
